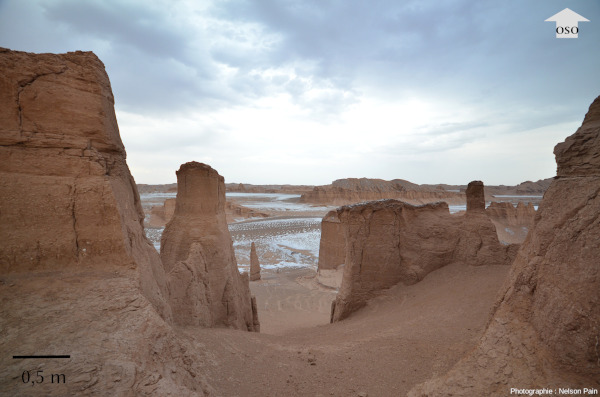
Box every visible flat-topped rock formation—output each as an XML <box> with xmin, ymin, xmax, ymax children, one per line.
<box><xmin>160</xmin><ymin>162</ymin><xmax>259</xmax><ymax>331</ymax></box>
<box><xmin>250</xmin><ymin>242</ymin><xmax>261</xmax><ymax>281</ymax></box>
<box><xmin>0</xmin><ymin>48</ymin><xmax>215</xmax><ymax>395</ymax></box>
<box><xmin>410</xmin><ymin>96</ymin><xmax>600</xmax><ymax>395</ymax></box>
<box><xmin>330</xmin><ymin>181</ymin><xmax>517</xmax><ymax>322</ymax></box>
<box><xmin>301</xmin><ymin>178</ymin><xmax>465</xmax><ymax>206</ymax></box>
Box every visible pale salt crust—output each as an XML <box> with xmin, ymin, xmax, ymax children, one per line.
<box><xmin>230</xmin><ymin>218</ymin><xmax>322</xmax><ymax>270</ymax></box>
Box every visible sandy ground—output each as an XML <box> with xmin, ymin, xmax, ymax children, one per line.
<box><xmin>182</xmin><ymin>261</ymin><xmax>510</xmax><ymax>396</ymax></box>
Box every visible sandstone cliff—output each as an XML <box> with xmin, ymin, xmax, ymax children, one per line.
<box><xmin>301</xmin><ymin>178</ymin><xmax>465</xmax><ymax>206</ymax></box>
<box><xmin>0</xmin><ymin>48</ymin><xmax>215</xmax><ymax>395</ymax></box>
<box><xmin>160</xmin><ymin>162</ymin><xmax>259</xmax><ymax>331</ymax></box>
<box><xmin>330</xmin><ymin>182</ymin><xmax>517</xmax><ymax>322</ymax></box>
<box><xmin>410</xmin><ymin>96</ymin><xmax>600</xmax><ymax>396</ymax></box>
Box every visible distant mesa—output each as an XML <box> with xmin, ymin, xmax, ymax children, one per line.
<box><xmin>160</xmin><ymin>161</ymin><xmax>259</xmax><ymax>331</ymax></box>
<box><xmin>301</xmin><ymin>177</ymin><xmax>465</xmax><ymax>206</ymax></box>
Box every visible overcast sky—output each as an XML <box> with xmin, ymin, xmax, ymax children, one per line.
<box><xmin>1</xmin><ymin>0</ymin><xmax>599</xmax><ymax>185</ymax></box>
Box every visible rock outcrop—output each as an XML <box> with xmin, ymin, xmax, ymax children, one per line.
<box><xmin>148</xmin><ymin>197</ymin><xmax>176</xmax><ymax>227</ymax></box>
<box><xmin>330</xmin><ymin>182</ymin><xmax>517</xmax><ymax>322</ymax></box>
<box><xmin>250</xmin><ymin>242</ymin><xmax>261</xmax><ymax>281</ymax></box>
<box><xmin>410</xmin><ymin>96</ymin><xmax>600</xmax><ymax>395</ymax></box>
<box><xmin>466</xmin><ymin>180</ymin><xmax>485</xmax><ymax>212</ymax></box>
<box><xmin>317</xmin><ymin>210</ymin><xmax>346</xmax><ymax>271</ymax></box>
<box><xmin>160</xmin><ymin>162</ymin><xmax>259</xmax><ymax>331</ymax></box>
<box><xmin>301</xmin><ymin>178</ymin><xmax>465</xmax><ymax>206</ymax></box>
<box><xmin>0</xmin><ymin>48</ymin><xmax>215</xmax><ymax>395</ymax></box>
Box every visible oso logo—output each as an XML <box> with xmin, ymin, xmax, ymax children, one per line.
<box><xmin>545</xmin><ymin>8</ymin><xmax>589</xmax><ymax>38</ymax></box>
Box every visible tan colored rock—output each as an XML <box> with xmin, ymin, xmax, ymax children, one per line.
<box><xmin>301</xmin><ymin>178</ymin><xmax>465</xmax><ymax>206</ymax></box>
<box><xmin>250</xmin><ymin>242</ymin><xmax>261</xmax><ymax>281</ymax></box>
<box><xmin>466</xmin><ymin>180</ymin><xmax>485</xmax><ymax>212</ymax></box>
<box><xmin>148</xmin><ymin>197</ymin><xmax>176</xmax><ymax>227</ymax></box>
<box><xmin>330</xmin><ymin>195</ymin><xmax>515</xmax><ymax>322</ymax></box>
<box><xmin>317</xmin><ymin>210</ymin><xmax>346</xmax><ymax>271</ymax></box>
<box><xmin>0</xmin><ymin>48</ymin><xmax>215</xmax><ymax>395</ymax></box>
<box><xmin>224</xmin><ymin>201</ymin><xmax>269</xmax><ymax>223</ymax></box>
<box><xmin>0</xmin><ymin>47</ymin><xmax>170</xmax><ymax>319</ymax></box>
<box><xmin>410</xmin><ymin>96</ymin><xmax>600</xmax><ymax>396</ymax></box>
<box><xmin>160</xmin><ymin>161</ymin><xmax>259</xmax><ymax>331</ymax></box>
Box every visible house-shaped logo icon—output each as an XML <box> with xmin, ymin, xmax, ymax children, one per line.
<box><xmin>545</xmin><ymin>8</ymin><xmax>589</xmax><ymax>38</ymax></box>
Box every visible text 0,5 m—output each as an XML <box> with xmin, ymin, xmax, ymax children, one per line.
<box><xmin>22</xmin><ymin>370</ymin><xmax>65</xmax><ymax>386</ymax></box>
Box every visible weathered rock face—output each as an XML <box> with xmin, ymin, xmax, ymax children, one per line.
<box><xmin>466</xmin><ymin>180</ymin><xmax>485</xmax><ymax>212</ymax></box>
<box><xmin>410</xmin><ymin>96</ymin><xmax>600</xmax><ymax>395</ymax></box>
<box><xmin>160</xmin><ymin>162</ymin><xmax>259</xmax><ymax>331</ymax></box>
<box><xmin>301</xmin><ymin>178</ymin><xmax>465</xmax><ymax>206</ymax></box>
<box><xmin>0</xmin><ymin>48</ymin><xmax>170</xmax><ymax>319</ymax></box>
<box><xmin>317</xmin><ymin>210</ymin><xmax>346</xmax><ymax>271</ymax></box>
<box><xmin>330</xmin><ymin>192</ymin><xmax>516</xmax><ymax>322</ymax></box>
<box><xmin>0</xmin><ymin>48</ymin><xmax>216</xmax><ymax>395</ymax></box>
<box><xmin>250</xmin><ymin>242</ymin><xmax>261</xmax><ymax>281</ymax></box>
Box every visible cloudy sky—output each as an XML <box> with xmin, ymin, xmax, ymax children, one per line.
<box><xmin>1</xmin><ymin>0</ymin><xmax>599</xmax><ymax>185</ymax></box>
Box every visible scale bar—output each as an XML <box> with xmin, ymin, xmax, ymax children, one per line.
<box><xmin>13</xmin><ymin>355</ymin><xmax>70</xmax><ymax>359</ymax></box>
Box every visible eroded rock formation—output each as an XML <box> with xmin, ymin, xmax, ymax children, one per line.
<box><xmin>466</xmin><ymin>180</ymin><xmax>485</xmax><ymax>212</ymax></box>
<box><xmin>250</xmin><ymin>242</ymin><xmax>261</xmax><ymax>281</ymax></box>
<box><xmin>0</xmin><ymin>48</ymin><xmax>214</xmax><ymax>395</ymax></box>
<box><xmin>160</xmin><ymin>162</ymin><xmax>259</xmax><ymax>331</ymax></box>
<box><xmin>317</xmin><ymin>210</ymin><xmax>346</xmax><ymax>271</ymax></box>
<box><xmin>330</xmin><ymin>181</ymin><xmax>517</xmax><ymax>322</ymax></box>
<box><xmin>301</xmin><ymin>178</ymin><xmax>465</xmax><ymax>206</ymax></box>
<box><xmin>410</xmin><ymin>96</ymin><xmax>600</xmax><ymax>395</ymax></box>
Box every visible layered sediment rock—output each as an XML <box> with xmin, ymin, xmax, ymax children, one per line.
<box><xmin>317</xmin><ymin>210</ymin><xmax>346</xmax><ymax>271</ymax></box>
<box><xmin>0</xmin><ymin>48</ymin><xmax>170</xmax><ymax>318</ymax></box>
<box><xmin>250</xmin><ymin>242</ymin><xmax>261</xmax><ymax>281</ymax></box>
<box><xmin>0</xmin><ymin>48</ymin><xmax>215</xmax><ymax>395</ymax></box>
<box><xmin>301</xmin><ymin>178</ymin><xmax>465</xmax><ymax>206</ymax></box>
<box><xmin>410</xmin><ymin>96</ymin><xmax>600</xmax><ymax>395</ymax></box>
<box><xmin>330</xmin><ymin>181</ymin><xmax>516</xmax><ymax>322</ymax></box>
<box><xmin>160</xmin><ymin>162</ymin><xmax>259</xmax><ymax>331</ymax></box>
